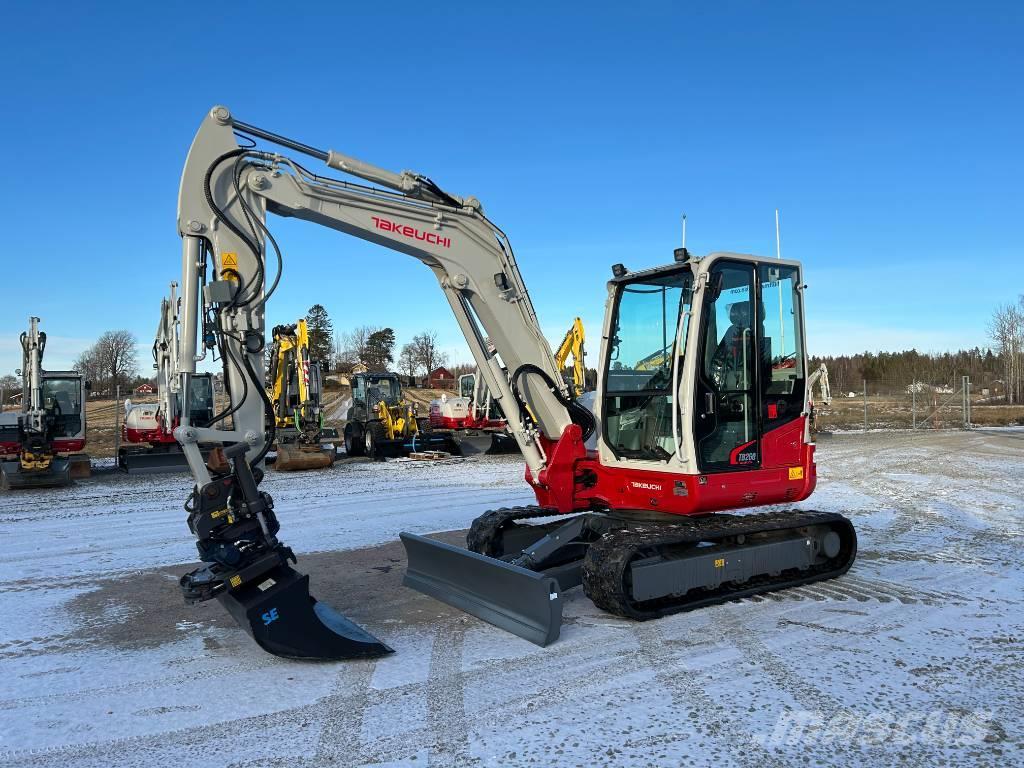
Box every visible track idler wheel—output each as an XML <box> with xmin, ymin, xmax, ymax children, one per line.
<box><xmin>216</xmin><ymin>563</ymin><xmax>393</xmax><ymax>660</ymax></box>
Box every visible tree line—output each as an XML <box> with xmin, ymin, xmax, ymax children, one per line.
<box><xmin>811</xmin><ymin>348</ymin><xmax>1003</xmax><ymax>395</ymax></box>
<box><xmin>302</xmin><ymin>304</ymin><xmax>449</xmax><ymax>377</ymax></box>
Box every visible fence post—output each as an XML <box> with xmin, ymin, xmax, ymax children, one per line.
<box><xmin>912</xmin><ymin>387</ymin><xmax>916</xmax><ymax>429</ymax></box>
<box><xmin>114</xmin><ymin>384</ymin><xmax>121</xmax><ymax>460</ymax></box>
<box><xmin>961</xmin><ymin>376</ymin><xmax>968</xmax><ymax>429</ymax></box>
<box><xmin>863</xmin><ymin>379</ymin><xmax>868</xmax><ymax>432</ymax></box>
<box><xmin>965</xmin><ymin>376</ymin><xmax>971</xmax><ymax>428</ymax></box>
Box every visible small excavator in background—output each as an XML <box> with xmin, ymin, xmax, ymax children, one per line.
<box><xmin>0</xmin><ymin>317</ymin><xmax>90</xmax><ymax>489</ymax></box>
<box><xmin>344</xmin><ymin>371</ymin><xmax>459</xmax><ymax>459</ymax></box>
<box><xmin>267</xmin><ymin>320</ymin><xmax>336</xmax><ymax>471</ymax></box>
<box><xmin>120</xmin><ymin>284</ymin><xmax>216</xmax><ymax>473</ymax></box>
<box><xmin>430</xmin><ymin>318</ymin><xmax>587</xmax><ymax>454</ymax></box>
<box><xmin>554</xmin><ymin>317</ymin><xmax>586</xmax><ymax>397</ymax></box>
<box><xmin>170</xmin><ymin>106</ymin><xmax>856</xmax><ymax>658</ymax></box>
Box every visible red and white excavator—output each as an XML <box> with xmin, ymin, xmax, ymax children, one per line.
<box><xmin>430</xmin><ymin>319</ymin><xmax>586</xmax><ymax>454</ymax></box>
<box><xmin>169</xmin><ymin>106</ymin><xmax>856</xmax><ymax>658</ymax></box>
<box><xmin>0</xmin><ymin>317</ymin><xmax>90</xmax><ymax>489</ymax></box>
<box><xmin>119</xmin><ymin>283</ymin><xmax>215</xmax><ymax>473</ymax></box>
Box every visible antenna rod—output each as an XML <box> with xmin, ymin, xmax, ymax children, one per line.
<box><xmin>775</xmin><ymin>208</ymin><xmax>782</xmax><ymax>259</ymax></box>
<box><xmin>775</xmin><ymin>208</ymin><xmax>786</xmax><ymax>357</ymax></box>
<box><xmin>681</xmin><ymin>213</ymin><xmax>687</xmax><ymax>249</ymax></box>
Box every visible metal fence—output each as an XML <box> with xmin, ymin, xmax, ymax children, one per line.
<box><xmin>816</xmin><ymin>376</ymin><xmax>1024</xmax><ymax>432</ymax></box>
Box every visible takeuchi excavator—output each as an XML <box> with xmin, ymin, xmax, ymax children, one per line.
<box><xmin>171</xmin><ymin>105</ymin><xmax>856</xmax><ymax>658</ymax></box>
<box><xmin>267</xmin><ymin>320</ymin><xmax>336</xmax><ymax>471</ymax></box>
<box><xmin>0</xmin><ymin>317</ymin><xmax>90</xmax><ymax>489</ymax></box>
<box><xmin>120</xmin><ymin>283</ymin><xmax>216</xmax><ymax>473</ymax></box>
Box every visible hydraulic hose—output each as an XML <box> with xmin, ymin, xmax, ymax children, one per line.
<box><xmin>509</xmin><ymin>364</ymin><xmax>596</xmax><ymax>442</ymax></box>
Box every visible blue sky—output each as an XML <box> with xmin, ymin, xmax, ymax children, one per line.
<box><xmin>0</xmin><ymin>1</ymin><xmax>1020</xmax><ymax>375</ymax></box>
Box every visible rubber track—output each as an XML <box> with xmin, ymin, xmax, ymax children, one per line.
<box><xmin>466</xmin><ymin>506</ymin><xmax>556</xmax><ymax>557</ymax></box>
<box><xmin>582</xmin><ymin>509</ymin><xmax>857</xmax><ymax>620</ymax></box>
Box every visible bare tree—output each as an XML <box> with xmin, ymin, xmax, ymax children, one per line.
<box><xmin>93</xmin><ymin>330</ymin><xmax>139</xmax><ymax>392</ymax></box>
<box><xmin>73</xmin><ymin>347</ymin><xmax>104</xmax><ymax>392</ymax></box>
<box><xmin>0</xmin><ymin>373</ymin><xmax>19</xmax><ymax>407</ymax></box>
<box><xmin>411</xmin><ymin>330</ymin><xmax>447</xmax><ymax>376</ymax></box>
<box><xmin>398</xmin><ymin>343</ymin><xmax>418</xmax><ymax>379</ymax></box>
<box><xmin>989</xmin><ymin>300</ymin><xmax>1024</xmax><ymax>404</ymax></box>
<box><xmin>339</xmin><ymin>326</ymin><xmax>379</xmax><ymax>367</ymax></box>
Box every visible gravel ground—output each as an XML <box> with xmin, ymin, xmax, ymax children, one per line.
<box><xmin>1</xmin><ymin>430</ymin><xmax>1021</xmax><ymax>767</ymax></box>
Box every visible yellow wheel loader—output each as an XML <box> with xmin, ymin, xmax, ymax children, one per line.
<box><xmin>343</xmin><ymin>372</ymin><xmax>460</xmax><ymax>459</ymax></box>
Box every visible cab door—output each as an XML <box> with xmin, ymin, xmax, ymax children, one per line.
<box><xmin>693</xmin><ymin>261</ymin><xmax>762</xmax><ymax>472</ymax></box>
<box><xmin>693</xmin><ymin>260</ymin><xmax>807</xmax><ymax>473</ymax></box>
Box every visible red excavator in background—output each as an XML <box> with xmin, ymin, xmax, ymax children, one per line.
<box><xmin>0</xmin><ymin>317</ymin><xmax>90</xmax><ymax>489</ymax></box>
<box><xmin>120</xmin><ymin>284</ymin><xmax>215</xmax><ymax>473</ymax></box>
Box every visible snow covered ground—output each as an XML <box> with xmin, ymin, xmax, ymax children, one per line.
<box><xmin>1</xmin><ymin>431</ymin><xmax>1021</xmax><ymax>767</ymax></box>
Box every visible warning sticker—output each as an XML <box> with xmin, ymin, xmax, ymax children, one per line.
<box><xmin>221</xmin><ymin>252</ymin><xmax>238</xmax><ymax>269</ymax></box>
<box><xmin>229</xmin><ymin>575</ymin><xmax>242</xmax><ymax>588</ymax></box>
<box><xmin>788</xmin><ymin>466</ymin><xmax>805</xmax><ymax>480</ymax></box>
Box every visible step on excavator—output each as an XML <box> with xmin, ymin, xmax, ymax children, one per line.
<box><xmin>120</xmin><ymin>283</ymin><xmax>216</xmax><ymax>473</ymax></box>
<box><xmin>172</xmin><ymin>106</ymin><xmax>856</xmax><ymax>658</ymax></box>
<box><xmin>1</xmin><ymin>317</ymin><xmax>90</xmax><ymax>489</ymax></box>
<box><xmin>267</xmin><ymin>320</ymin><xmax>337</xmax><ymax>471</ymax></box>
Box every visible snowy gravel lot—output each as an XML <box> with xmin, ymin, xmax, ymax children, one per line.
<box><xmin>1</xmin><ymin>431</ymin><xmax>1021</xmax><ymax>767</ymax></box>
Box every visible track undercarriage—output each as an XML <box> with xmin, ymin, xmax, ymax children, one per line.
<box><xmin>403</xmin><ymin>505</ymin><xmax>857</xmax><ymax>645</ymax></box>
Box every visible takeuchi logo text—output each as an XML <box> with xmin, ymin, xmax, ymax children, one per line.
<box><xmin>371</xmin><ymin>216</ymin><xmax>451</xmax><ymax>248</ymax></box>
<box><xmin>631</xmin><ymin>481</ymin><xmax>663</xmax><ymax>492</ymax></box>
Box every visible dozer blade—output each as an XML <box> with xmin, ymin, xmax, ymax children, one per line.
<box><xmin>486</xmin><ymin>432</ymin><xmax>520</xmax><ymax>455</ymax></box>
<box><xmin>400</xmin><ymin>532</ymin><xmax>562</xmax><ymax>647</ymax></box>
<box><xmin>217</xmin><ymin>563</ymin><xmax>393</xmax><ymax>660</ymax></box>
<box><xmin>1</xmin><ymin>458</ymin><xmax>72</xmax><ymax>490</ymax></box>
<box><xmin>68</xmin><ymin>454</ymin><xmax>92</xmax><ymax>479</ymax></box>
<box><xmin>120</xmin><ymin>451</ymin><xmax>194</xmax><ymax>475</ymax></box>
<box><xmin>273</xmin><ymin>444</ymin><xmax>335</xmax><ymax>472</ymax></box>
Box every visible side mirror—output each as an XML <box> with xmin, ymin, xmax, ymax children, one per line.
<box><xmin>85</xmin><ymin>380</ymin><xmax>92</xmax><ymax>391</ymax></box>
<box><xmin>707</xmin><ymin>272</ymin><xmax>724</xmax><ymax>302</ymax></box>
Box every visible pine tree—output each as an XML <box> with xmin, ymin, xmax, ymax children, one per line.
<box><xmin>363</xmin><ymin>328</ymin><xmax>396</xmax><ymax>371</ymax></box>
<box><xmin>305</xmin><ymin>304</ymin><xmax>335</xmax><ymax>371</ymax></box>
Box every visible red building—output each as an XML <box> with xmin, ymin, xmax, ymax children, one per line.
<box><xmin>428</xmin><ymin>367</ymin><xmax>455</xmax><ymax>389</ymax></box>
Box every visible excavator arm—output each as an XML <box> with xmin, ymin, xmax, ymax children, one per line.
<box><xmin>175</xmin><ymin>106</ymin><xmax>585</xmax><ymax>486</ymax></box>
<box><xmin>173</xmin><ymin>106</ymin><xmax>590</xmax><ymax>658</ymax></box>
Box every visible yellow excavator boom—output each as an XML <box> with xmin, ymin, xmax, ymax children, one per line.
<box><xmin>553</xmin><ymin>317</ymin><xmax>586</xmax><ymax>398</ymax></box>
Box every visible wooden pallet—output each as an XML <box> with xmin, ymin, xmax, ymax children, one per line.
<box><xmin>408</xmin><ymin>450</ymin><xmax>452</xmax><ymax>461</ymax></box>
